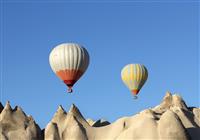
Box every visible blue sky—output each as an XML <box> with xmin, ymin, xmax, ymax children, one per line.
<box><xmin>1</xmin><ymin>1</ymin><xmax>199</xmax><ymax>128</ymax></box>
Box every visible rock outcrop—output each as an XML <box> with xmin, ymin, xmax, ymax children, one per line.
<box><xmin>44</xmin><ymin>92</ymin><xmax>200</xmax><ymax>140</ymax></box>
<box><xmin>0</xmin><ymin>102</ymin><xmax>43</xmax><ymax>140</ymax></box>
<box><xmin>44</xmin><ymin>104</ymin><xmax>88</xmax><ymax>140</ymax></box>
<box><xmin>1</xmin><ymin>92</ymin><xmax>200</xmax><ymax>140</ymax></box>
<box><xmin>87</xmin><ymin>118</ymin><xmax>110</xmax><ymax>127</ymax></box>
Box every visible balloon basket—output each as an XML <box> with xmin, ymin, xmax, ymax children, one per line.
<box><xmin>67</xmin><ymin>88</ymin><xmax>73</xmax><ymax>93</ymax></box>
<box><xmin>133</xmin><ymin>95</ymin><xmax>138</xmax><ymax>100</ymax></box>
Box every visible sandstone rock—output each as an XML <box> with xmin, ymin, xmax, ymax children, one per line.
<box><xmin>1</xmin><ymin>92</ymin><xmax>199</xmax><ymax>140</ymax></box>
<box><xmin>92</xmin><ymin>119</ymin><xmax>110</xmax><ymax>127</ymax></box>
<box><xmin>0</xmin><ymin>102</ymin><xmax>43</xmax><ymax>140</ymax></box>
<box><xmin>86</xmin><ymin>118</ymin><xmax>95</xmax><ymax>126</ymax></box>
<box><xmin>158</xmin><ymin>110</ymin><xmax>189</xmax><ymax>140</ymax></box>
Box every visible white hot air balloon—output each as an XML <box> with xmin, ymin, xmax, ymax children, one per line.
<box><xmin>49</xmin><ymin>43</ymin><xmax>90</xmax><ymax>93</ymax></box>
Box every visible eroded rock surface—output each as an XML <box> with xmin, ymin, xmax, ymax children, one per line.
<box><xmin>0</xmin><ymin>102</ymin><xmax>43</xmax><ymax>140</ymax></box>
<box><xmin>1</xmin><ymin>92</ymin><xmax>200</xmax><ymax>140</ymax></box>
<box><xmin>45</xmin><ymin>92</ymin><xmax>200</xmax><ymax>140</ymax></box>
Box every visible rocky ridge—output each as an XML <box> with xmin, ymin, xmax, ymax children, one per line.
<box><xmin>0</xmin><ymin>102</ymin><xmax>43</xmax><ymax>140</ymax></box>
<box><xmin>0</xmin><ymin>92</ymin><xmax>200</xmax><ymax>140</ymax></box>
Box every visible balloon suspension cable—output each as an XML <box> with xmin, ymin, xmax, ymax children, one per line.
<box><xmin>67</xmin><ymin>87</ymin><xmax>73</xmax><ymax>93</ymax></box>
<box><xmin>133</xmin><ymin>95</ymin><xmax>138</xmax><ymax>100</ymax></box>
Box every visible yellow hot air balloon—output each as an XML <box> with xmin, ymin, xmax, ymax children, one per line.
<box><xmin>49</xmin><ymin>43</ymin><xmax>89</xmax><ymax>93</ymax></box>
<box><xmin>121</xmin><ymin>64</ymin><xmax>148</xmax><ymax>99</ymax></box>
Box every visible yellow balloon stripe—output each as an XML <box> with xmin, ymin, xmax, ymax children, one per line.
<box><xmin>125</xmin><ymin>66</ymin><xmax>129</xmax><ymax>81</ymax></box>
<box><xmin>137</xmin><ymin>64</ymin><xmax>140</xmax><ymax>82</ymax></box>
<box><xmin>139</xmin><ymin>65</ymin><xmax>143</xmax><ymax>84</ymax></box>
<box><xmin>129</xmin><ymin>64</ymin><xmax>133</xmax><ymax>88</ymax></box>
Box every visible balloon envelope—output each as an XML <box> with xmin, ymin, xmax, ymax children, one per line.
<box><xmin>121</xmin><ymin>64</ymin><xmax>148</xmax><ymax>96</ymax></box>
<box><xmin>49</xmin><ymin>43</ymin><xmax>89</xmax><ymax>93</ymax></box>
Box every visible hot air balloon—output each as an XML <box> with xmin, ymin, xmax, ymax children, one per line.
<box><xmin>49</xmin><ymin>43</ymin><xmax>89</xmax><ymax>93</ymax></box>
<box><xmin>121</xmin><ymin>64</ymin><xmax>148</xmax><ymax>99</ymax></box>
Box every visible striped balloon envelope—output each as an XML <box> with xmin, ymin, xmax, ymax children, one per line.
<box><xmin>49</xmin><ymin>43</ymin><xmax>89</xmax><ymax>93</ymax></box>
<box><xmin>121</xmin><ymin>64</ymin><xmax>148</xmax><ymax>99</ymax></box>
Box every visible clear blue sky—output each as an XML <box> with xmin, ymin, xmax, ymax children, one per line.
<box><xmin>1</xmin><ymin>1</ymin><xmax>199</xmax><ymax>128</ymax></box>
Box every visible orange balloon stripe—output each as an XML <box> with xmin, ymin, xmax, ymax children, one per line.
<box><xmin>131</xmin><ymin>89</ymin><xmax>139</xmax><ymax>95</ymax></box>
<box><xmin>56</xmin><ymin>69</ymin><xmax>83</xmax><ymax>82</ymax></box>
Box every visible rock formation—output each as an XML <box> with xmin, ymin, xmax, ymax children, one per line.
<box><xmin>0</xmin><ymin>102</ymin><xmax>43</xmax><ymax>140</ymax></box>
<box><xmin>44</xmin><ymin>92</ymin><xmax>200</xmax><ymax>140</ymax></box>
<box><xmin>87</xmin><ymin>118</ymin><xmax>110</xmax><ymax>127</ymax></box>
<box><xmin>0</xmin><ymin>92</ymin><xmax>200</xmax><ymax>140</ymax></box>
